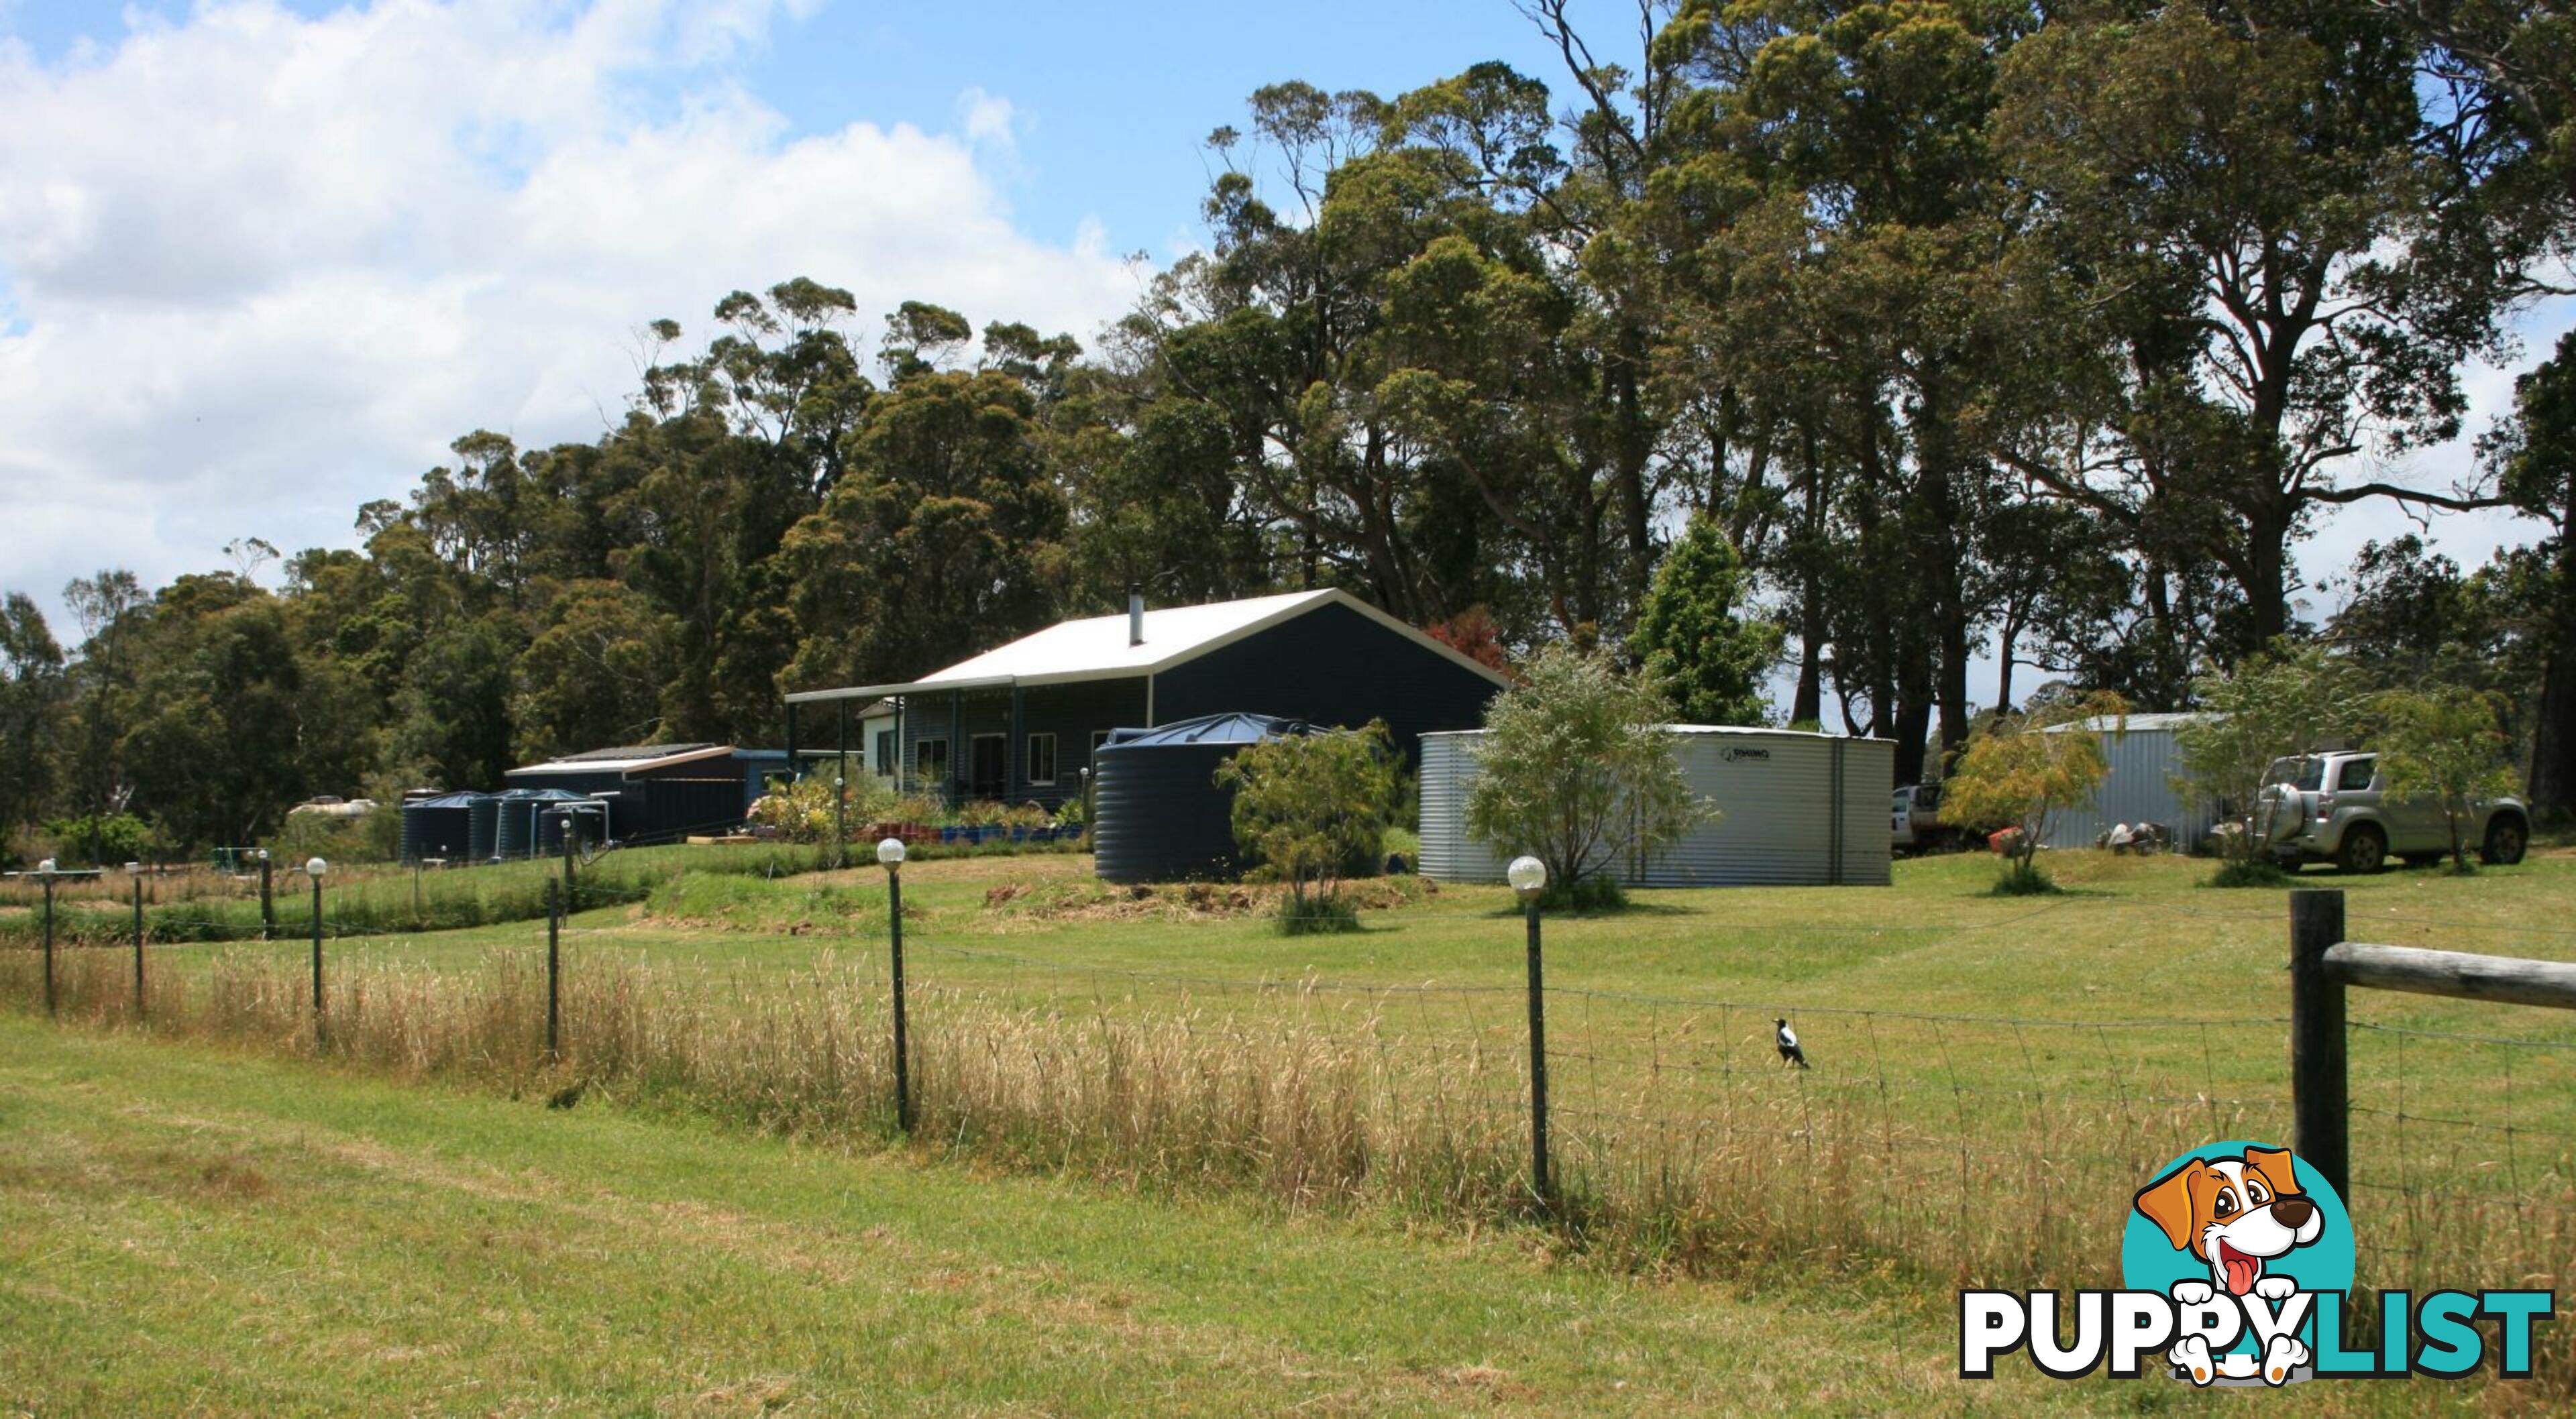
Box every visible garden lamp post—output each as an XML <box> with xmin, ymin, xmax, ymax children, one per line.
<box><xmin>305</xmin><ymin>856</ymin><xmax>328</xmax><ymax>1033</ymax></box>
<box><xmin>878</xmin><ymin>836</ymin><xmax>913</xmax><ymax>1132</ymax></box>
<box><xmin>1508</xmin><ymin>854</ymin><xmax>1551</xmax><ymax>1204</ymax></box>
<box><xmin>257</xmin><ymin>848</ymin><xmax>274</xmax><ymax>940</ymax></box>
<box><xmin>37</xmin><ymin>857</ymin><xmax>58</xmax><ymax>1017</ymax></box>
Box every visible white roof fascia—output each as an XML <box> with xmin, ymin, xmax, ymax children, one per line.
<box><xmin>785</xmin><ymin>675</ymin><xmax>1014</xmax><ymax>705</ymax></box>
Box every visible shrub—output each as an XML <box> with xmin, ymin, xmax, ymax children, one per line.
<box><xmin>41</xmin><ymin>812</ymin><xmax>156</xmax><ymax>868</ymax></box>
<box><xmin>2174</xmin><ymin>646</ymin><xmax>2362</xmax><ymax>860</ymax></box>
<box><xmin>2204</xmin><ymin>858</ymin><xmax>2296</xmax><ymax>889</ymax></box>
<box><xmin>1988</xmin><ymin>860</ymin><xmax>2061</xmax><ymax>896</ymax></box>
<box><xmin>1942</xmin><ymin>690</ymin><xmax>2127</xmax><ymax>886</ymax></box>
<box><xmin>2368</xmin><ymin>687</ymin><xmax>2518</xmax><ymax>872</ymax></box>
<box><xmin>1463</xmin><ymin>644</ymin><xmax>1707</xmax><ymax>903</ymax></box>
<box><xmin>1216</xmin><ymin>722</ymin><xmax>1397</xmax><ymax>931</ymax></box>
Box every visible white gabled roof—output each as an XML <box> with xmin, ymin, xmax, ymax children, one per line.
<box><xmin>786</xmin><ymin>589</ymin><xmax>1511</xmax><ymax>703</ymax></box>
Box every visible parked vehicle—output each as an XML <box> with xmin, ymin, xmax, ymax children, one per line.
<box><xmin>2253</xmin><ymin>751</ymin><xmax>2529</xmax><ymax>873</ymax></box>
<box><xmin>1891</xmin><ymin>783</ymin><xmax>1947</xmax><ymax>854</ymax></box>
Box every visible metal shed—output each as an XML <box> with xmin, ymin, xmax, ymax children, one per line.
<box><xmin>1418</xmin><ymin>726</ymin><xmax>1895</xmax><ymax>888</ymax></box>
<box><xmin>503</xmin><ymin>744</ymin><xmax>780</xmax><ymax>844</ymax></box>
<box><xmin>2036</xmin><ymin>712</ymin><xmax>2218</xmax><ymax>852</ymax></box>
<box><xmin>1092</xmin><ymin>712</ymin><xmax>1321</xmax><ymax>884</ymax></box>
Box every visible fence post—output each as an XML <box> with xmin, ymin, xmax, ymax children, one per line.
<box><xmin>2289</xmin><ymin>889</ymin><xmax>2349</xmax><ymax>1202</ymax></box>
<box><xmin>132</xmin><ymin>873</ymin><xmax>146</xmax><ymax>1020</ymax></box>
<box><xmin>889</xmin><ymin>862</ymin><xmax>912</xmax><ymax>1132</ymax></box>
<box><xmin>41</xmin><ymin>871</ymin><xmax>56</xmax><ymax>1019</ymax></box>
<box><xmin>1524</xmin><ymin>896</ymin><xmax>1550</xmax><ymax>1206</ymax></box>
<box><xmin>259</xmin><ymin>851</ymin><xmax>274</xmax><ymax>940</ymax></box>
<box><xmin>309</xmin><ymin>866</ymin><xmax>327</xmax><ymax>1047</ymax></box>
<box><xmin>836</xmin><ymin>698</ymin><xmax>851</xmax><ymax>872</ymax></box>
<box><xmin>543</xmin><ymin>875</ymin><xmax>561</xmax><ymax>1061</ymax></box>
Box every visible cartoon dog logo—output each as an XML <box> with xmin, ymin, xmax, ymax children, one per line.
<box><xmin>2133</xmin><ymin>1145</ymin><xmax>2324</xmax><ymax>1384</ymax></box>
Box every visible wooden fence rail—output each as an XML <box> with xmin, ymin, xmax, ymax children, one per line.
<box><xmin>2290</xmin><ymin>887</ymin><xmax>2576</xmax><ymax>1204</ymax></box>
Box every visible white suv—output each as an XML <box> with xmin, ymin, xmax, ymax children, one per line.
<box><xmin>2255</xmin><ymin>751</ymin><xmax>2530</xmax><ymax>873</ymax></box>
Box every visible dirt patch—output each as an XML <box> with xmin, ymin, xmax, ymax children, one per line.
<box><xmin>981</xmin><ymin>874</ymin><xmax>1431</xmax><ymax>926</ymax></box>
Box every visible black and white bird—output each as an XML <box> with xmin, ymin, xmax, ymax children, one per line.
<box><xmin>1774</xmin><ymin>1017</ymin><xmax>1809</xmax><ymax>1069</ymax></box>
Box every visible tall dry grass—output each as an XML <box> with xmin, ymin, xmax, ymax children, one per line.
<box><xmin>4</xmin><ymin>942</ymin><xmax>2569</xmax><ymax>1394</ymax></box>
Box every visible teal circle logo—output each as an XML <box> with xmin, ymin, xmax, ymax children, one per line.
<box><xmin>2121</xmin><ymin>1141</ymin><xmax>2353</xmax><ymax>1376</ymax></box>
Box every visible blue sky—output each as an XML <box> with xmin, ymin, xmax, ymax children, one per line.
<box><xmin>7</xmin><ymin>0</ymin><xmax>1585</xmax><ymax>265</ymax></box>
<box><xmin>0</xmin><ymin>0</ymin><xmax>2564</xmax><ymax>708</ymax></box>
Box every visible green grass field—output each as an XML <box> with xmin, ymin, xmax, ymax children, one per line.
<box><xmin>0</xmin><ymin>1017</ymin><xmax>2524</xmax><ymax>1416</ymax></box>
<box><xmin>5</xmin><ymin>844</ymin><xmax>2573</xmax><ymax>1412</ymax></box>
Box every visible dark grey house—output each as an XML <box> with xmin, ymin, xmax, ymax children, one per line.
<box><xmin>782</xmin><ymin>589</ymin><xmax>1510</xmax><ymax>807</ymax></box>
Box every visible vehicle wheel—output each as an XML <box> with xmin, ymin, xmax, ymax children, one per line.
<box><xmin>2483</xmin><ymin>817</ymin><xmax>2528</xmax><ymax>867</ymax></box>
<box><xmin>2336</xmin><ymin>825</ymin><xmax>2387</xmax><ymax>875</ymax></box>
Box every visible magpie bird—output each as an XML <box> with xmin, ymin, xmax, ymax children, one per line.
<box><xmin>1774</xmin><ymin>1017</ymin><xmax>1809</xmax><ymax>1069</ymax></box>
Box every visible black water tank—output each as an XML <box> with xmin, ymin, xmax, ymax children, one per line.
<box><xmin>400</xmin><ymin>793</ymin><xmax>476</xmax><ymax>864</ymax></box>
<box><xmin>467</xmin><ymin>793</ymin><xmax>501</xmax><ymax>862</ymax></box>
<box><xmin>1092</xmin><ymin>713</ymin><xmax>1319</xmax><ymax>884</ymax></box>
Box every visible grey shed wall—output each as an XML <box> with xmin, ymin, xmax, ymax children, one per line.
<box><xmin>1419</xmin><ymin>728</ymin><xmax>1894</xmax><ymax>887</ymax></box>
<box><xmin>2035</xmin><ymin>722</ymin><xmax>2218</xmax><ymax>851</ymax></box>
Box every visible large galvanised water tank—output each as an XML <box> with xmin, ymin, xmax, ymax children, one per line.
<box><xmin>1417</xmin><ymin>726</ymin><xmax>1895</xmax><ymax>888</ymax></box>
<box><xmin>400</xmin><ymin>793</ymin><xmax>477</xmax><ymax>864</ymax></box>
<box><xmin>467</xmin><ymin>793</ymin><xmax>502</xmax><ymax>862</ymax></box>
<box><xmin>1091</xmin><ymin>712</ymin><xmax>1318</xmax><ymax>884</ymax></box>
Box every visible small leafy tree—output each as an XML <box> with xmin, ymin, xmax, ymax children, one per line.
<box><xmin>2369</xmin><ymin>688</ymin><xmax>2518</xmax><ymax>873</ymax></box>
<box><xmin>1941</xmin><ymin>691</ymin><xmax>2129</xmax><ymax>889</ymax></box>
<box><xmin>1217</xmin><ymin>722</ymin><xmax>1397</xmax><ymax>933</ymax></box>
<box><xmin>1463</xmin><ymin>645</ymin><xmax>1706</xmax><ymax>907</ymax></box>
<box><xmin>2174</xmin><ymin>645</ymin><xmax>2362</xmax><ymax>861</ymax></box>
<box><xmin>1630</xmin><ymin>516</ymin><xmax>1784</xmax><ymax>726</ymax></box>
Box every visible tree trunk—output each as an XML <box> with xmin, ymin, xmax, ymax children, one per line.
<box><xmin>2528</xmin><ymin>533</ymin><xmax>2576</xmax><ymax>820</ymax></box>
<box><xmin>2240</xmin><ymin>494</ymin><xmax>2296</xmax><ymax>652</ymax></box>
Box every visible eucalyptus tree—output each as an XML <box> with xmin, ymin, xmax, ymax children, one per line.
<box><xmin>1993</xmin><ymin>0</ymin><xmax>2531</xmax><ymax>650</ymax></box>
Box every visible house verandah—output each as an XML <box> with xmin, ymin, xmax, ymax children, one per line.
<box><xmin>784</xmin><ymin>678</ymin><xmax>1147</xmax><ymax>811</ymax></box>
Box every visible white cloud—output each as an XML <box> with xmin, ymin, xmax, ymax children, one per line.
<box><xmin>0</xmin><ymin>0</ymin><xmax>1138</xmax><ymax>626</ymax></box>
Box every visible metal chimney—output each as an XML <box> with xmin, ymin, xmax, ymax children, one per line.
<box><xmin>1128</xmin><ymin>584</ymin><xmax>1144</xmax><ymax>646</ymax></box>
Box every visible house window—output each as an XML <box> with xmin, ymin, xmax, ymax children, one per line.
<box><xmin>874</xmin><ymin>729</ymin><xmax>894</xmax><ymax>775</ymax></box>
<box><xmin>1027</xmin><ymin>732</ymin><xmax>1058</xmax><ymax>786</ymax></box>
<box><xmin>916</xmin><ymin>737</ymin><xmax>949</xmax><ymax>787</ymax></box>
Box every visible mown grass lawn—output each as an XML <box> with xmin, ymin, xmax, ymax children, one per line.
<box><xmin>0</xmin><ymin>1017</ymin><xmax>2517</xmax><ymax>1416</ymax></box>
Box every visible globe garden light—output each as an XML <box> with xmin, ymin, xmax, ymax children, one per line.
<box><xmin>877</xmin><ymin>836</ymin><xmax>908</xmax><ymax>869</ymax></box>
<box><xmin>305</xmin><ymin>856</ymin><xmax>328</xmax><ymax>880</ymax></box>
<box><xmin>1507</xmin><ymin>855</ymin><xmax>1548</xmax><ymax>901</ymax></box>
<box><xmin>37</xmin><ymin>858</ymin><xmax>56</xmax><ymax>875</ymax></box>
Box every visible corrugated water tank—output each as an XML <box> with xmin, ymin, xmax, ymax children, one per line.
<box><xmin>400</xmin><ymin>793</ymin><xmax>478</xmax><ymax>864</ymax></box>
<box><xmin>1092</xmin><ymin>712</ymin><xmax>1322</xmax><ymax>884</ymax></box>
<box><xmin>1417</xmin><ymin>726</ymin><xmax>1894</xmax><ymax>888</ymax></box>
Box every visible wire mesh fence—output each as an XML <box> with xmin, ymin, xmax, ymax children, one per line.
<box><xmin>3</xmin><ymin>883</ymin><xmax>2571</xmax><ymax>1384</ymax></box>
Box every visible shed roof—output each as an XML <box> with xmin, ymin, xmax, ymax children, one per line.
<box><xmin>784</xmin><ymin>589</ymin><xmax>1511</xmax><ymax>703</ymax></box>
<box><xmin>2044</xmin><ymin>712</ymin><xmax>2213</xmax><ymax>734</ymax></box>
<box><xmin>506</xmin><ymin>744</ymin><xmax>741</xmax><ymax>777</ymax></box>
